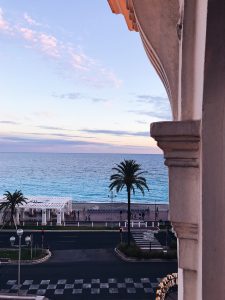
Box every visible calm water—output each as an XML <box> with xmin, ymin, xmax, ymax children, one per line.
<box><xmin>0</xmin><ymin>153</ymin><xmax>168</xmax><ymax>204</ymax></box>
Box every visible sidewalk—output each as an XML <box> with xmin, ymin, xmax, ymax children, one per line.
<box><xmin>70</xmin><ymin>202</ymin><xmax>169</xmax><ymax>222</ymax></box>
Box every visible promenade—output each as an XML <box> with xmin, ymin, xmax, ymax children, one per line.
<box><xmin>17</xmin><ymin>202</ymin><xmax>169</xmax><ymax>227</ymax></box>
<box><xmin>71</xmin><ymin>202</ymin><xmax>169</xmax><ymax>222</ymax></box>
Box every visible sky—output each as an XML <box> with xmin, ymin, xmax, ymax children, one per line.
<box><xmin>0</xmin><ymin>1</ymin><xmax>171</xmax><ymax>154</ymax></box>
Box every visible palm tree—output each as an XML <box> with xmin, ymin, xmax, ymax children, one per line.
<box><xmin>0</xmin><ymin>190</ymin><xmax>27</xmax><ymax>227</ymax></box>
<box><xmin>109</xmin><ymin>160</ymin><xmax>149</xmax><ymax>246</ymax></box>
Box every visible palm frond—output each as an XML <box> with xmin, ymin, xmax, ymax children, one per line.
<box><xmin>109</xmin><ymin>159</ymin><xmax>149</xmax><ymax>196</ymax></box>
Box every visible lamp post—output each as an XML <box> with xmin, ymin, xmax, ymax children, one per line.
<box><xmin>10</xmin><ymin>229</ymin><xmax>31</xmax><ymax>295</ymax></box>
<box><xmin>108</xmin><ymin>190</ymin><xmax>117</xmax><ymax>225</ymax></box>
<box><xmin>154</xmin><ymin>198</ymin><xmax>156</xmax><ymax>223</ymax></box>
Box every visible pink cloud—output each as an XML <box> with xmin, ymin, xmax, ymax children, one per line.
<box><xmin>0</xmin><ymin>8</ymin><xmax>122</xmax><ymax>88</ymax></box>
<box><xmin>39</xmin><ymin>33</ymin><xmax>60</xmax><ymax>58</ymax></box>
<box><xmin>18</xmin><ymin>27</ymin><xmax>60</xmax><ymax>58</ymax></box>
<box><xmin>69</xmin><ymin>50</ymin><xmax>92</xmax><ymax>71</ymax></box>
<box><xmin>0</xmin><ymin>8</ymin><xmax>9</xmax><ymax>31</ymax></box>
<box><xmin>24</xmin><ymin>13</ymin><xmax>40</xmax><ymax>26</ymax></box>
<box><xmin>19</xmin><ymin>27</ymin><xmax>36</xmax><ymax>42</ymax></box>
<box><xmin>100</xmin><ymin>68</ymin><xmax>122</xmax><ymax>88</ymax></box>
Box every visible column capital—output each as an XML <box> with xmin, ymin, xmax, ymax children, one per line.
<box><xmin>173</xmin><ymin>221</ymin><xmax>198</xmax><ymax>241</ymax></box>
<box><xmin>151</xmin><ymin>120</ymin><xmax>201</xmax><ymax>167</ymax></box>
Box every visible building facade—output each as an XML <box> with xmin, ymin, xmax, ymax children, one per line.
<box><xmin>108</xmin><ymin>0</ymin><xmax>225</xmax><ymax>299</ymax></box>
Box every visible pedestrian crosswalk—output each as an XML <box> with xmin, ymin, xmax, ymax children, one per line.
<box><xmin>0</xmin><ymin>277</ymin><xmax>162</xmax><ymax>297</ymax></box>
<box><xmin>132</xmin><ymin>230</ymin><xmax>162</xmax><ymax>250</ymax></box>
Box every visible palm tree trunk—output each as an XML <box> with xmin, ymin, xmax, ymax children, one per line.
<box><xmin>127</xmin><ymin>187</ymin><xmax>131</xmax><ymax>246</ymax></box>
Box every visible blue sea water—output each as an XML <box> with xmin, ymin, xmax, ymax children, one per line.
<box><xmin>0</xmin><ymin>153</ymin><xmax>168</xmax><ymax>204</ymax></box>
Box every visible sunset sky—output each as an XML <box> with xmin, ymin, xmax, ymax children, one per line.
<box><xmin>0</xmin><ymin>1</ymin><xmax>171</xmax><ymax>154</ymax></box>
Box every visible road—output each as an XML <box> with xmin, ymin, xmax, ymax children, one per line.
<box><xmin>0</xmin><ymin>231</ymin><xmax>177</xmax><ymax>299</ymax></box>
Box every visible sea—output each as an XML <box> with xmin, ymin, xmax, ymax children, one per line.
<box><xmin>0</xmin><ymin>153</ymin><xmax>168</xmax><ymax>204</ymax></box>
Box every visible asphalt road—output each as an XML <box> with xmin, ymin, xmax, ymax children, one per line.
<box><xmin>0</xmin><ymin>231</ymin><xmax>125</xmax><ymax>250</ymax></box>
<box><xmin>0</xmin><ymin>231</ymin><xmax>177</xmax><ymax>300</ymax></box>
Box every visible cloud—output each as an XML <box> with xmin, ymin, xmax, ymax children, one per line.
<box><xmin>129</xmin><ymin>95</ymin><xmax>172</xmax><ymax>120</ymax></box>
<box><xmin>36</xmin><ymin>125</ymin><xmax>64</xmax><ymax>131</ymax></box>
<box><xmin>0</xmin><ymin>8</ymin><xmax>122</xmax><ymax>88</ymax></box>
<box><xmin>39</xmin><ymin>33</ymin><xmax>59</xmax><ymax>58</ymax></box>
<box><xmin>17</xmin><ymin>27</ymin><xmax>60</xmax><ymax>58</ymax></box>
<box><xmin>69</xmin><ymin>49</ymin><xmax>93</xmax><ymax>72</ymax></box>
<box><xmin>91</xmin><ymin>97</ymin><xmax>107</xmax><ymax>102</ymax></box>
<box><xmin>0</xmin><ymin>134</ymin><xmax>160</xmax><ymax>154</ymax></box>
<box><xmin>52</xmin><ymin>93</ymin><xmax>107</xmax><ymax>103</ymax></box>
<box><xmin>53</xmin><ymin>93</ymin><xmax>83</xmax><ymax>100</ymax></box>
<box><xmin>0</xmin><ymin>120</ymin><xmax>20</xmax><ymax>125</ymax></box>
<box><xmin>136</xmin><ymin>95</ymin><xmax>168</xmax><ymax>103</ymax></box>
<box><xmin>80</xmin><ymin>129</ymin><xmax>149</xmax><ymax>137</ymax></box>
<box><xmin>24</xmin><ymin>13</ymin><xmax>40</xmax><ymax>26</ymax></box>
<box><xmin>128</xmin><ymin>109</ymin><xmax>171</xmax><ymax>120</ymax></box>
<box><xmin>31</xmin><ymin>111</ymin><xmax>57</xmax><ymax>119</ymax></box>
<box><xmin>19</xmin><ymin>27</ymin><xmax>36</xmax><ymax>42</ymax></box>
<box><xmin>100</xmin><ymin>68</ymin><xmax>122</xmax><ymax>89</ymax></box>
<box><xmin>135</xmin><ymin>120</ymin><xmax>147</xmax><ymax>125</ymax></box>
<box><xmin>68</xmin><ymin>48</ymin><xmax>122</xmax><ymax>88</ymax></box>
<box><xmin>0</xmin><ymin>134</ymin><xmax>110</xmax><ymax>149</ymax></box>
<box><xmin>26</xmin><ymin>132</ymin><xmax>94</xmax><ymax>139</ymax></box>
<box><xmin>0</xmin><ymin>8</ymin><xmax>9</xmax><ymax>31</ymax></box>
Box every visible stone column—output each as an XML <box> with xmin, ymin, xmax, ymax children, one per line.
<box><xmin>61</xmin><ymin>210</ymin><xmax>65</xmax><ymax>222</ymax></box>
<box><xmin>46</xmin><ymin>209</ymin><xmax>51</xmax><ymax>221</ymax></box>
<box><xmin>57</xmin><ymin>210</ymin><xmax>62</xmax><ymax>226</ymax></box>
<box><xmin>42</xmin><ymin>209</ymin><xmax>47</xmax><ymax>226</ymax></box>
<box><xmin>151</xmin><ymin>120</ymin><xmax>201</xmax><ymax>300</ymax></box>
<box><xmin>67</xmin><ymin>201</ymin><xmax>72</xmax><ymax>213</ymax></box>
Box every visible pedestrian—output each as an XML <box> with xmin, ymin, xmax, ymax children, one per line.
<box><xmin>120</xmin><ymin>210</ymin><xmax>122</xmax><ymax>221</ymax></box>
<box><xmin>142</xmin><ymin>212</ymin><xmax>145</xmax><ymax>220</ymax></box>
<box><xmin>77</xmin><ymin>210</ymin><xmax>79</xmax><ymax>221</ymax></box>
<box><xmin>88</xmin><ymin>214</ymin><xmax>91</xmax><ymax>221</ymax></box>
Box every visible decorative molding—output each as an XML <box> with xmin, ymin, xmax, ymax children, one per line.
<box><xmin>172</xmin><ymin>221</ymin><xmax>198</xmax><ymax>240</ymax></box>
<box><xmin>150</xmin><ymin>120</ymin><xmax>201</xmax><ymax>167</ymax></box>
<box><xmin>126</xmin><ymin>0</ymin><xmax>138</xmax><ymax>31</ymax></box>
<box><xmin>107</xmin><ymin>0</ymin><xmax>138</xmax><ymax>31</ymax></box>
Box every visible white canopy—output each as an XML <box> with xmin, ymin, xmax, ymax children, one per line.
<box><xmin>0</xmin><ymin>196</ymin><xmax>73</xmax><ymax>211</ymax></box>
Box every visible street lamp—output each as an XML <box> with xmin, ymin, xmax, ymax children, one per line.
<box><xmin>9</xmin><ymin>229</ymin><xmax>31</xmax><ymax>295</ymax></box>
<box><xmin>108</xmin><ymin>190</ymin><xmax>117</xmax><ymax>224</ymax></box>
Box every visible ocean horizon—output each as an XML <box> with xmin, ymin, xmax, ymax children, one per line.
<box><xmin>0</xmin><ymin>153</ymin><xmax>168</xmax><ymax>204</ymax></box>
